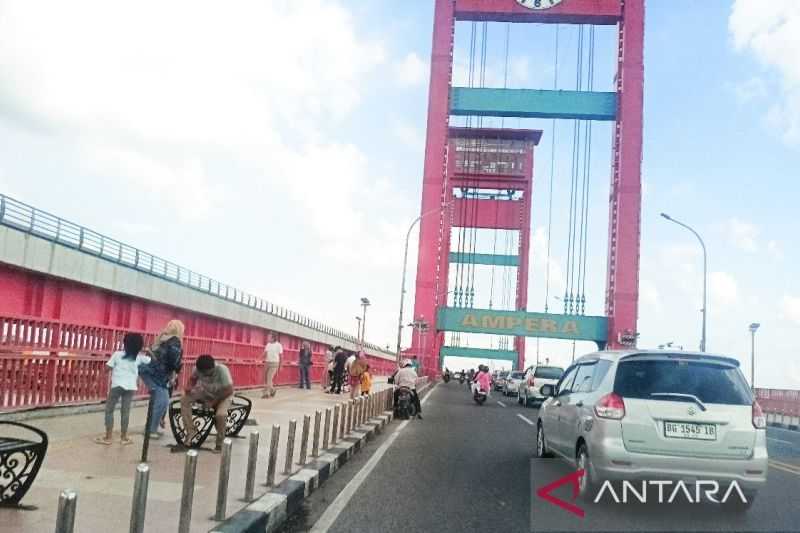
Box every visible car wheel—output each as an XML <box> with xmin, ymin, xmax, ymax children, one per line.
<box><xmin>536</xmin><ymin>422</ymin><xmax>551</xmax><ymax>458</ymax></box>
<box><xmin>576</xmin><ymin>443</ymin><xmax>598</xmax><ymax>502</ymax></box>
<box><xmin>518</xmin><ymin>391</ymin><xmax>523</xmax><ymax>405</ymax></box>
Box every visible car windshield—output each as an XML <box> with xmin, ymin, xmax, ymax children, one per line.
<box><xmin>613</xmin><ymin>358</ymin><xmax>753</xmax><ymax>405</ymax></box>
<box><xmin>510</xmin><ymin>372</ymin><xmax>525</xmax><ymax>379</ymax></box>
<box><xmin>534</xmin><ymin>366</ymin><xmax>564</xmax><ymax>380</ymax></box>
<box><xmin>499</xmin><ymin>372</ymin><xmax>509</xmax><ymax>377</ymax></box>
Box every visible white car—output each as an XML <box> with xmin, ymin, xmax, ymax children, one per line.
<box><xmin>503</xmin><ymin>371</ymin><xmax>525</xmax><ymax>396</ymax></box>
<box><xmin>518</xmin><ymin>365</ymin><xmax>564</xmax><ymax>407</ymax></box>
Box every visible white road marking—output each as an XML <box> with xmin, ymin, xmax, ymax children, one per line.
<box><xmin>517</xmin><ymin>413</ymin><xmax>535</xmax><ymax>426</ymax></box>
<box><xmin>768</xmin><ymin>437</ymin><xmax>797</xmax><ymax>446</ymax></box>
<box><xmin>768</xmin><ymin>459</ymin><xmax>800</xmax><ymax>476</ymax></box>
<box><xmin>309</xmin><ymin>383</ymin><xmax>437</xmax><ymax>532</ymax></box>
<box><xmin>497</xmin><ymin>401</ymin><xmax>507</xmax><ymax>408</ymax></box>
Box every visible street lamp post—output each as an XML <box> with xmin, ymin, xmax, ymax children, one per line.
<box><xmin>355</xmin><ymin>316</ymin><xmax>362</xmax><ymax>346</ymax></box>
<box><xmin>396</xmin><ymin>202</ymin><xmax>450</xmax><ymax>365</ymax></box>
<box><xmin>360</xmin><ymin>298</ymin><xmax>370</xmax><ymax>349</ymax></box>
<box><xmin>749</xmin><ymin>323</ymin><xmax>760</xmax><ymax>390</ymax></box>
<box><xmin>661</xmin><ymin>213</ymin><xmax>708</xmax><ymax>352</ymax></box>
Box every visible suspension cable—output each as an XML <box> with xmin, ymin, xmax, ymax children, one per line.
<box><xmin>577</xmin><ymin>26</ymin><xmax>596</xmax><ymax>314</ymax></box>
<box><xmin>565</xmin><ymin>25</ymin><xmax>585</xmax><ymax>314</ymax></box>
<box><xmin>543</xmin><ymin>24</ymin><xmax>560</xmax><ymax>314</ymax></box>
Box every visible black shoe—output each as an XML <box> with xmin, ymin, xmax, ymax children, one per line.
<box><xmin>417</xmin><ymin>414</ymin><xmax>423</xmax><ymax>420</ymax></box>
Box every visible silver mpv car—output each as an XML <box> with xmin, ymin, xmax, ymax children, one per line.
<box><xmin>535</xmin><ymin>350</ymin><xmax>768</xmax><ymax>509</ymax></box>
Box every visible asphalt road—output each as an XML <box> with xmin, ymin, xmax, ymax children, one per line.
<box><xmin>282</xmin><ymin>382</ymin><xmax>800</xmax><ymax>533</ymax></box>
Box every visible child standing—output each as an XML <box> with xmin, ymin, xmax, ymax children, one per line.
<box><xmin>95</xmin><ymin>333</ymin><xmax>149</xmax><ymax>445</ymax></box>
<box><xmin>360</xmin><ymin>364</ymin><xmax>372</xmax><ymax>396</ymax></box>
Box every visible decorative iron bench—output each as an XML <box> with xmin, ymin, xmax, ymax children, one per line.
<box><xmin>168</xmin><ymin>394</ymin><xmax>252</xmax><ymax>448</ymax></box>
<box><xmin>0</xmin><ymin>421</ymin><xmax>48</xmax><ymax>509</ymax></box>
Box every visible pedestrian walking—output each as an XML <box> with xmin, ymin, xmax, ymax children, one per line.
<box><xmin>95</xmin><ymin>333</ymin><xmax>148</xmax><ymax>445</ymax></box>
<box><xmin>263</xmin><ymin>333</ymin><xmax>283</xmax><ymax>398</ymax></box>
<box><xmin>322</xmin><ymin>345</ymin><xmax>334</xmax><ymax>390</ymax></box>
<box><xmin>138</xmin><ymin>320</ymin><xmax>184</xmax><ymax>439</ymax></box>
<box><xmin>298</xmin><ymin>341</ymin><xmax>312</xmax><ymax>389</ymax></box>
<box><xmin>360</xmin><ymin>364</ymin><xmax>372</xmax><ymax>396</ymax></box>
<box><xmin>180</xmin><ymin>354</ymin><xmax>234</xmax><ymax>452</ymax></box>
<box><xmin>332</xmin><ymin>347</ymin><xmax>348</xmax><ymax>394</ymax></box>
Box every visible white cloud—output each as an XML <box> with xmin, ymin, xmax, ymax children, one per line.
<box><xmin>730</xmin><ymin>76</ymin><xmax>768</xmax><ymax>104</ymax></box>
<box><xmin>726</xmin><ymin>218</ymin><xmax>759</xmax><ymax>252</ymax></box>
<box><xmin>767</xmin><ymin>240</ymin><xmax>783</xmax><ymax>259</ymax></box>
<box><xmin>710</xmin><ymin>271</ymin><xmax>739</xmax><ymax>308</ymax></box>
<box><xmin>391</xmin><ymin>120</ymin><xmax>424</xmax><ymax>152</ymax></box>
<box><xmin>394</xmin><ymin>52</ymin><xmax>428</xmax><ymax>87</ymax></box>
<box><xmin>729</xmin><ymin>1</ymin><xmax>800</xmax><ymax>144</ymax></box>
<box><xmin>782</xmin><ymin>295</ymin><xmax>800</xmax><ymax>325</ymax></box>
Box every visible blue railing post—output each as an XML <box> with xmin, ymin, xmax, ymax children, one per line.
<box><xmin>0</xmin><ymin>194</ymin><xmax>5</xmax><ymax>222</ymax></box>
<box><xmin>78</xmin><ymin>228</ymin><xmax>85</xmax><ymax>249</ymax></box>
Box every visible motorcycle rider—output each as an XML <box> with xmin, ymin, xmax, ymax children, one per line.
<box><xmin>472</xmin><ymin>364</ymin><xmax>492</xmax><ymax>396</ymax></box>
<box><xmin>392</xmin><ymin>359</ymin><xmax>423</xmax><ymax>420</ymax></box>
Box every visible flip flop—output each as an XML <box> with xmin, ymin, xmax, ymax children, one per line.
<box><xmin>94</xmin><ymin>436</ymin><xmax>113</xmax><ymax>445</ymax></box>
<box><xmin>120</xmin><ymin>437</ymin><xmax>133</xmax><ymax>445</ymax></box>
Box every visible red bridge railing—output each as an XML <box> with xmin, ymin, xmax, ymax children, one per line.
<box><xmin>0</xmin><ymin>315</ymin><xmax>396</xmax><ymax>411</ymax></box>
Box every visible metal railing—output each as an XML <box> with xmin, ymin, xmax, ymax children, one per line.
<box><xmin>0</xmin><ymin>193</ymin><xmax>391</xmax><ymax>356</ymax></box>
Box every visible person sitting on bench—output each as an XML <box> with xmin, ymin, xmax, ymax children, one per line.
<box><xmin>181</xmin><ymin>354</ymin><xmax>234</xmax><ymax>452</ymax></box>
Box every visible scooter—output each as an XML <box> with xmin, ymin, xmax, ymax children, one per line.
<box><xmin>458</xmin><ymin>375</ymin><xmax>465</xmax><ymax>385</ymax></box>
<box><xmin>395</xmin><ymin>386</ymin><xmax>418</xmax><ymax>419</ymax></box>
<box><xmin>443</xmin><ymin>372</ymin><xmax>451</xmax><ymax>383</ymax></box>
<box><xmin>473</xmin><ymin>387</ymin><xmax>488</xmax><ymax>405</ymax></box>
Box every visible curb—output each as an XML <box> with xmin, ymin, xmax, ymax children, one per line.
<box><xmin>209</xmin><ymin>410</ymin><xmax>395</xmax><ymax>533</ymax></box>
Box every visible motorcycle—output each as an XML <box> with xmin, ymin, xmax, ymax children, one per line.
<box><xmin>443</xmin><ymin>372</ymin><xmax>451</xmax><ymax>383</ymax></box>
<box><xmin>473</xmin><ymin>387</ymin><xmax>488</xmax><ymax>405</ymax></box>
<box><xmin>395</xmin><ymin>386</ymin><xmax>418</xmax><ymax>419</ymax></box>
<box><xmin>459</xmin><ymin>375</ymin><xmax>465</xmax><ymax>385</ymax></box>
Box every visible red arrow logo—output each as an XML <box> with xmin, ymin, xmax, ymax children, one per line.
<box><xmin>535</xmin><ymin>469</ymin><xmax>585</xmax><ymax>518</ymax></box>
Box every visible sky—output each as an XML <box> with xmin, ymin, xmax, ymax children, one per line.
<box><xmin>0</xmin><ymin>1</ymin><xmax>798</xmax><ymax>388</ymax></box>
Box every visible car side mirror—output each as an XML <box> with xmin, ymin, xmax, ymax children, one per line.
<box><xmin>540</xmin><ymin>384</ymin><xmax>554</xmax><ymax>397</ymax></box>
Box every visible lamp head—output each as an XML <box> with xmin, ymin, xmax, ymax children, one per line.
<box><xmin>749</xmin><ymin>323</ymin><xmax>760</xmax><ymax>333</ymax></box>
<box><xmin>361</xmin><ymin>297</ymin><xmax>371</xmax><ymax>306</ymax></box>
<box><xmin>660</xmin><ymin>213</ymin><xmax>672</xmax><ymax>220</ymax></box>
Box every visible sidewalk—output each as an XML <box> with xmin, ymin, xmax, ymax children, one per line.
<box><xmin>0</xmin><ymin>380</ymin><xmax>389</xmax><ymax>533</ymax></box>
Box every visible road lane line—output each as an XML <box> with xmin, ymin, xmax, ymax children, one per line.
<box><xmin>768</xmin><ymin>459</ymin><xmax>800</xmax><ymax>475</ymax></box>
<box><xmin>517</xmin><ymin>414</ymin><xmax>535</xmax><ymax>426</ymax></box>
<box><xmin>769</xmin><ymin>462</ymin><xmax>800</xmax><ymax>476</ymax></box>
<box><xmin>768</xmin><ymin>437</ymin><xmax>797</xmax><ymax>445</ymax></box>
<box><xmin>309</xmin><ymin>383</ymin><xmax>437</xmax><ymax>533</ymax></box>
<box><xmin>497</xmin><ymin>401</ymin><xmax>507</xmax><ymax>408</ymax></box>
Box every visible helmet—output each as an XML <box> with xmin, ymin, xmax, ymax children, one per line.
<box><xmin>401</xmin><ymin>358</ymin><xmax>413</xmax><ymax>368</ymax></box>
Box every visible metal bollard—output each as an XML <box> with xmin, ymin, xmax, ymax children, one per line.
<box><xmin>345</xmin><ymin>401</ymin><xmax>352</xmax><ymax>434</ymax></box>
<box><xmin>339</xmin><ymin>402</ymin><xmax>346</xmax><ymax>437</ymax></box>
<box><xmin>312</xmin><ymin>410</ymin><xmax>322</xmax><ymax>457</ymax></box>
<box><xmin>129</xmin><ymin>463</ymin><xmax>149</xmax><ymax>533</ymax></box>
<box><xmin>55</xmin><ymin>489</ymin><xmax>78</xmax><ymax>533</ymax></box>
<box><xmin>178</xmin><ymin>450</ymin><xmax>198</xmax><ymax>533</ymax></box>
<box><xmin>266</xmin><ymin>424</ymin><xmax>280</xmax><ymax>487</ymax></box>
<box><xmin>359</xmin><ymin>397</ymin><xmax>365</xmax><ymax>425</ymax></box>
<box><xmin>298</xmin><ymin>414</ymin><xmax>311</xmax><ymax>465</ymax></box>
<box><xmin>331</xmin><ymin>404</ymin><xmax>340</xmax><ymax>445</ymax></box>
<box><xmin>284</xmin><ymin>419</ymin><xmax>297</xmax><ymax>475</ymax></box>
<box><xmin>214</xmin><ymin>438</ymin><xmax>233</xmax><ymax>521</ymax></box>
<box><xmin>323</xmin><ymin>408</ymin><xmax>332</xmax><ymax>450</ymax></box>
<box><xmin>244</xmin><ymin>431</ymin><xmax>260</xmax><ymax>502</ymax></box>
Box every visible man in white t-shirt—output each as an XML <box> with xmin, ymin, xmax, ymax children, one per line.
<box><xmin>263</xmin><ymin>334</ymin><xmax>283</xmax><ymax>398</ymax></box>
